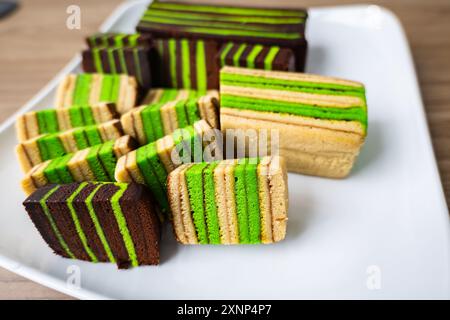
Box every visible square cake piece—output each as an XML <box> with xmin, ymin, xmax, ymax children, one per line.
<box><xmin>220</xmin><ymin>67</ymin><xmax>367</xmax><ymax>178</ymax></box>
<box><xmin>23</xmin><ymin>182</ymin><xmax>160</xmax><ymax>269</ymax></box>
<box><xmin>166</xmin><ymin>156</ymin><xmax>288</xmax><ymax>245</ymax></box>
<box><xmin>136</xmin><ymin>1</ymin><xmax>308</xmax><ymax>71</ymax></box>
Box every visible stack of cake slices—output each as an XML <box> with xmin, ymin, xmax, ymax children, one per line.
<box><xmin>15</xmin><ymin>2</ymin><xmax>370</xmax><ymax>269</ymax></box>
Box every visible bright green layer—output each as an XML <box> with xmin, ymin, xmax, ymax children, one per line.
<box><xmin>221</xmin><ymin>94</ymin><xmax>367</xmax><ymax>128</ymax></box>
<box><xmin>186</xmin><ymin>163</ymin><xmax>209</xmax><ymax>244</ymax></box>
<box><xmin>85</xmin><ymin>183</ymin><xmax>115</xmax><ymax>263</ymax></box>
<box><xmin>72</xmin><ymin>128</ymin><xmax>89</xmax><ymax>149</ymax></box>
<box><xmin>172</xmin><ymin>126</ymin><xmax>198</xmax><ymax>163</ymax></box>
<box><xmin>221</xmin><ymin>73</ymin><xmax>365</xmax><ymax>97</ymax></box>
<box><xmin>53</xmin><ymin>154</ymin><xmax>74</xmax><ymax>183</ymax></box>
<box><xmin>264</xmin><ymin>46</ymin><xmax>279</xmax><ymax>70</ymax></box>
<box><xmin>175</xmin><ymin>100</ymin><xmax>189</xmax><ymax>128</ymax></box>
<box><xmin>39</xmin><ymin>134</ymin><xmax>66</xmax><ymax>160</ymax></box>
<box><xmin>141</xmin><ymin>102</ymin><xmax>165</xmax><ymax>143</ymax></box>
<box><xmin>185</xmin><ymin>99</ymin><xmax>201</xmax><ymax>124</ymax></box>
<box><xmin>246</xmin><ymin>45</ymin><xmax>263</xmax><ymax>69</ymax></box>
<box><xmin>44</xmin><ymin>157</ymin><xmax>64</xmax><ymax>183</ymax></box>
<box><xmin>234</xmin><ymin>159</ymin><xmax>250</xmax><ymax>243</ymax></box>
<box><xmin>202</xmin><ymin>163</ymin><xmax>221</xmax><ymax>244</ymax></box>
<box><xmin>136</xmin><ymin>145</ymin><xmax>169</xmax><ymax>212</ymax></box>
<box><xmin>98</xmin><ymin>140</ymin><xmax>117</xmax><ymax>181</ymax></box>
<box><xmin>73</xmin><ymin>74</ymin><xmax>92</xmax><ymax>105</ymax></box>
<box><xmin>133</xmin><ymin>48</ymin><xmax>143</xmax><ymax>85</ymax></box>
<box><xmin>145</xmin><ymin>143</ymin><xmax>168</xmax><ymax>190</ymax></box>
<box><xmin>68</xmin><ymin>105</ymin><xmax>96</xmax><ymax>128</ymax></box>
<box><xmin>111</xmin><ymin>183</ymin><xmax>138</xmax><ymax>267</ymax></box>
<box><xmin>181</xmin><ymin>39</ymin><xmax>191</xmax><ymax>89</ymax></box>
<box><xmin>66</xmin><ymin>183</ymin><xmax>98</xmax><ymax>262</ymax></box>
<box><xmin>84</xmin><ymin>126</ymin><xmax>102</xmax><ymax>146</ymax></box>
<box><xmin>150</xmin><ymin>2</ymin><xmax>306</xmax><ymax>18</ymax></box>
<box><xmin>40</xmin><ymin>185</ymin><xmax>76</xmax><ymax>259</ymax></box>
<box><xmin>86</xmin><ymin>145</ymin><xmax>109</xmax><ymax>181</ymax></box>
<box><xmin>158</xmin><ymin>89</ymin><xmax>179</xmax><ymax>103</ymax></box>
<box><xmin>168</xmin><ymin>39</ymin><xmax>177</xmax><ymax>87</ymax></box>
<box><xmin>36</xmin><ymin>109</ymin><xmax>59</xmax><ymax>134</ymax></box>
<box><xmin>99</xmin><ymin>74</ymin><xmax>121</xmax><ymax>103</ymax></box>
<box><xmin>92</xmin><ymin>48</ymin><xmax>103</xmax><ymax>73</ymax></box>
<box><xmin>196</xmin><ymin>41</ymin><xmax>207</xmax><ymax>91</ymax></box>
<box><xmin>244</xmin><ymin>160</ymin><xmax>261</xmax><ymax>244</ymax></box>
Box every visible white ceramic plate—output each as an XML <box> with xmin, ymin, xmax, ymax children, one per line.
<box><xmin>0</xmin><ymin>1</ymin><xmax>448</xmax><ymax>299</ymax></box>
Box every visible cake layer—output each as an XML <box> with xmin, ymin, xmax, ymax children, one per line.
<box><xmin>115</xmin><ymin>120</ymin><xmax>220</xmax><ymax>215</ymax></box>
<box><xmin>142</xmin><ymin>88</ymin><xmax>219</xmax><ymax>104</ymax></box>
<box><xmin>218</xmin><ymin>43</ymin><xmax>295</xmax><ymax>71</ymax></box>
<box><xmin>152</xmin><ymin>38</ymin><xmax>220</xmax><ymax>89</ymax></box>
<box><xmin>54</xmin><ymin>73</ymin><xmax>138</xmax><ymax>114</ymax></box>
<box><xmin>23</xmin><ymin>182</ymin><xmax>160</xmax><ymax>268</ymax></box>
<box><xmin>86</xmin><ymin>33</ymin><xmax>152</xmax><ymax>48</ymax></box>
<box><xmin>121</xmin><ymin>95</ymin><xmax>219</xmax><ymax>145</ymax></box>
<box><xmin>221</xmin><ymin>106</ymin><xmax>365</xmax><ymax>177</ymax></box>
<box><xmin>220</xmin><ymin>66</ymin><xmax>367</xmax><ymax>129</ymax></box>
<box><xmin>82</xmin><ymin>46</ymin><xmax>152</xmax><ymax>89</ymax></box>
<box><xmin>167</xmin><ymin>156</ymin><xmax>288</xmax><ymax>244</ymax></box>
<box><xmin>16</xmin><ymin>119</ymin><xmax>125</xmax><ymax>173</ymax></box>
<box><xmin>15</xmin><ymin>103</ymin><xmax>119</xmax><ymax>142</ymax></box>
<box><xmin>136</xmin><ymin>1</ymin><xmax>308</xmax><ymax>71</ymax></box>
<box><xmin>21</xmin><ymin>135</ymin><xmax>137</xmax><ymax>195</ymax></box>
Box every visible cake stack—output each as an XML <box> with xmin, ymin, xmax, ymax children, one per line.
<box><xmin>15</xmin><ymin>2</ymin><xmax>369</xmax><ymax>269</ymax></box>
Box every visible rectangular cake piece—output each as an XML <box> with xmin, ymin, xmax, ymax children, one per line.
<box><xmin>218</xmin><ymin>43</ymin><xmax>295</xmax><ymax>72</ymax></box>
<box><xmin>115</xmin><ymin>120</ymin><xmax>220</xmax><ymax>214</ymax></box>
<box><xmin>23</xmin><ymin>182</ymin><xmax>160</xmax><ymax>268</ymax></box>
<box><xmin>167</xmin><ymin>156</ymin><xmax>288</xmax><ymax>244</ymax></box>
<box><xmin>54</xmin><ymin>73</ymin><xmax>138</xmax><ymax>114</ymax></box>
<box><xmin>15</xmin><ymin>103</ymin><xmax>119</xmax><ymax>142</ymax></box>
<box><xmin>86</xmin><ymin>33</ymin><xmax>152</xmax><ymax>48</ymax></box>
<box><xmin>21</xmin><ymin>135</ymin><xmax>137</xmax><ymax>195</ymax></box>
<box><xmin>136</xmin><ymin>1</ymin><xmax>308</xmax><ymax>71</ymax></box>
<box><xmin>151</xmin><ymin>38</ymin><xmax>220</xmax><ymax>89</ymax></box>
<box><xmin>82</xmin><ymin>46</ymin><xmax>152</xmax><ymax>89</ymax></box>
<box><xmin>120</xmin><ymin>95</ymin><xmax>219</xmax><ymax>145</ymax></box>
<box><xmin>220</xmin><ymin>66</ymin><xmax>367</xmax><ymax>178</ymax></box>
<box><xmin>142</xmin><ymin>88</ymin><xmax>219</xmax><ymax>104</ymax></box>
<box><xmin>16</xmin><ymin>119</ymin><xmax>124</xmax><ymax>173</ymax></box>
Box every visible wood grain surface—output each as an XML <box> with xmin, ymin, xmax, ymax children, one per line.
<box><xmin>0</xmin><ymin>0</ymin><xmax>448</xmax><ymax>299</ymax></box>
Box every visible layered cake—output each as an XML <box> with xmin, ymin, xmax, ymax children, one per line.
<box><xmin>54</xmin><ymin>73</ymin><xmax>138</xmax><ymax>114</ymax></box>
<box><xmin>23</xmin><ymin>182</ymin><xmax>160</xmax><ymax>268</ymax></box>
<box><xmin>142</xmin><ymin>88</ymin><xmax>218</xmax><ymax>104</ymax></box>
<box><xmin>220</xmin><ymin>67</ymin><xmax>367</xmax><ymax>178</ymax></box>
<box><xmin>136</xmin><ymin>1</ymin><xmax>308</xmax><ymax>71</ymax></box>
<box><xmin>22</xmin><ymin>135</ymin><xmax>136</xmax><ymax>194</ymax></box>
<box><xmin>218</xmin><ymin>43</ymin><xmax>295</xmax><ymax>71</ymax></box>
<box><xmin>152</xmin><ymin>38</ymin><xmax>220</xmax><ymax>89</ymax></box>
<box><xmin>167</xmin><ymin>156</ymin><xmax>288</xmax><ymax>244</ymax></box>
<box><xmin>16</xmin><ymin>119</ymin><xmax>124</xmax><ymax>172</ymax></box>
<box><xmin>120</xmin><ymin>95</ymin><xmax>219</xmax><ymax>145</ymax></box>
<box><xmin>115</xmin><ymin>120</ymin><xmax>219</xmax><ymax>213</ymax></box>
<box><xmin>82</xmin><ymin>46</ymin><xmax>152</xmax><ymax>89</ymax></box>
<box><xmin>86</xmin><ymin>33</ymin><xmax>152</xmax><ymax>48</ymax></box>
<box><xmin>15</xmin><ymin>103</ymin><xmax>119</xmax><ymax>142</ymax></box>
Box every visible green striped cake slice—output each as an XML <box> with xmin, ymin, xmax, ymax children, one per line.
<box><xmin>16</xmin><ymin>119</ymin><xmax>125</xmax><ymax>173</ymax></box>
<box><xmin>167</xmin><ymin>156</ymin><xmax>288</xmax><ymax>244</ymax></box>
<box><xmin>15</xmin><ymin>103</ymin><xmax>119</xmax><ymax>142</ymax></box>
<box><xmin>220</xmin><ymin>66</ymin><xmax>367</xmax><ymax>131</ymax></box>
<box><xmin>21</xmin><ymin>135</ymin><xmax>137</xmax><ymax>195</ymax></box>
<box><xmin>142</xmin><ymin>88</ymin><xmax>219</xmax><ymax>105</ymax></box>
<box><xmin>115</xmin><ymin>120</ymin><xmax>220</xmax><ymax>216</ymax></box>
<box><xmin>23</xmin><ymin>182</ymin><xmax>160</xmax><ymax>268</ymax></box>
<box><xmin>54</xmin><ymin>73</ymin><xmax>138</xmax><ymax>114</ymax></box>
<box><xmin>121</xmin><ymin>95</ymin><xmax>219</xmax><ymax>145</ymax></box>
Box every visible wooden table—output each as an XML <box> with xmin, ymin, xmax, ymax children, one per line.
<box><xmin>0</xmin><ymin>0</ymin><xmax>448</xmax><ymax>299</ymax></box>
